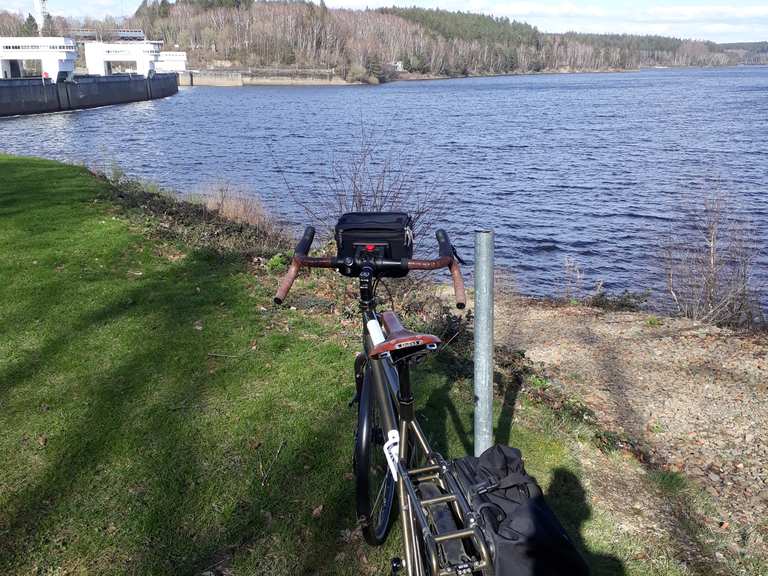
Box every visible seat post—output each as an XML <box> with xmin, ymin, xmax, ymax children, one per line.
<box><xmin>398</xmin><ymin>363</ymin><xmax>414</xmax><ymax>422</ymax></box>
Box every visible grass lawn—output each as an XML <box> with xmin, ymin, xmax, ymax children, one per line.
<box><xmin>0</xmin><ymin>155</ymin><xmax>723</xmax><ymax>575</ymax></box>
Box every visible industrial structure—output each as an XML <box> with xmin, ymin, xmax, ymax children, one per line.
<box><xmin>1</xmin><ymin>28</ymin><xmax>186</xmax><ymax>81</ymax></box>
<box><xmin>84</xmin><ymin>40</ymin><xmax>164</xmax><ymax>76</ymax></box>
<box><xmin>0</xmin><ymin>37</ymin><xmax>77</xmax><ymax>82</ymax></box>
<box><xmin>70</xmin><ymin>29</ymin><xmax>146</xmax><ymax>42</ymax></box>
<box><xmin>0</xmin><ymin>2</ymin><xmax>186</xmax><ymax>116</ymax></box>
<box><xmin>156</xmin><ymin>51</ymin><xmax>188</xmax><ymax>73</ymax></box>
<box><xmin>33</xmin><ymin>0</ymin><xmax>49</xmax><ymax>35</ymax></box>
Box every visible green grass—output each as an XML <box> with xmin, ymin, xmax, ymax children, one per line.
<box><xmin>646</xmin><ymin>315</ymin><xmax>663</xmax><ymax>327</ymax></box>
<box><xmin>0</xmin><ymin>155</ymin><xmax>720</xmax><ymax>575</ymax></box>
<box><xmin>649</xmin><ymin>470</ymin><xmax>688</xmax><ymax>495</ymax></box>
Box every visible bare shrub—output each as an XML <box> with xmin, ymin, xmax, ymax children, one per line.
<box><xmin>560</xmin><ymin>255</ymin><xmax>585</xmax><ymax>301</ymax></box>
<box><xmin>274</xmin><ymin>126</ymin><xmax>462</xmax><ymax>327</ymax></box>
<box><xmin>204</xmin><ymin>184</ymin><xmax>271</xmax><ymax>227</ymax></box>
<box><xmin>662</xmin><ymin>193</ymin><xmax>763</xmax><ymax>328</ymax></box>
<box><xmin>97</xmin><ymin>168</ymin><xmax>291</xmax><ymax>258</ymax></box>
<box><xmin>281</xmin><ymin>126</ymin><xmax>446</xmax><ymax>244</ymax></box>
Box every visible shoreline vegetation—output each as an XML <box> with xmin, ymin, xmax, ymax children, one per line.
<box><xmin>2</xmin><ymin>154</ymin><xmax>765</xmax><ymax>575</ymax></box>
<box><xmin>182</xmin><ymin>62</ymin><xmax>763</xmax><ymax>88</ymax></box>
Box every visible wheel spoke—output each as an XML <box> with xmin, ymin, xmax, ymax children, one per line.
<box><xmin>371</xmin><ymin>472</ymin><xmax>387</xmax><ymax>521</ymax></box>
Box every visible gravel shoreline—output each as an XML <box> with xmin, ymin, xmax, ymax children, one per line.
<box><xmin>498</xmin><ymin>300</ymin><xmax>767</xmax><ymax>544</ymax></box>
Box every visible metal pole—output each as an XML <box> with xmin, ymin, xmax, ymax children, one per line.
<box><xmin>474</xmin><ymin>229</ymin><xmax>494</xmax><ymax>457</ymax></box>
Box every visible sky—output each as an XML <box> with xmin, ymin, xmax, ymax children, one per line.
<box><xmin>4</xmin><ymin>0</ymin><xmax>767</xmax><ymax>43</ymax></box>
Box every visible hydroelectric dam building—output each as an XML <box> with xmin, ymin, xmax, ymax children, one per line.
<box><xmin>0</xmin><ymin>35</ymin><xmax>182</xmax><ymax>117</ymax></box>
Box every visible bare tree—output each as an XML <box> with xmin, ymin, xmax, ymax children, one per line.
<box><xmin>663</xmin><ymin>193</ymin><xmax>763</xmax><ymax>328</ymax></box>
<box><xmin>0</xmin><ymin>11</ymin><xmax>23</xmax><ymax>36</ymax></box>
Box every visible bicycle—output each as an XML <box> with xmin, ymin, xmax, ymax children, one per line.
<box><xmin>274</xmin><ymin>222</ymin><xmax>493</xmax><ymax>576</ymax></box>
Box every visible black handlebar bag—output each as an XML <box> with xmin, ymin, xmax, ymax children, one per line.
<box><xmin>451</xmin><ymin>445</ymin><xmax>590</xmax><ymax>576</ymax></box>
<box><xmin>335</xmin><ymin>212</ymin><xmax>414</xmax><ymax>277</ymax></box>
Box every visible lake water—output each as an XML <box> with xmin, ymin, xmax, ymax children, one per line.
<box><xmin>2</xmin><ymin>67</ymin><xmax>767</xmax><ymax>303</ymax></box>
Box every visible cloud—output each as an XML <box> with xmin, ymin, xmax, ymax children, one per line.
<box><xmin>646</xmin><ymin>5</ymin><xmax>768</xmax><ymax>22</ymax></box>
<box><xmin>492</xmin><ymin>2</ymin><xmax>608</xmax><ymax>18</ymax></box>
<box><xmin>2</xmin><ymin>0</ymin><xmax>34</xmax><ymax>14</ymax></box>
<box><xmin>463</xmin><ymin>1</ymin><xmax>768</xmax><ymax>41</ymax></box>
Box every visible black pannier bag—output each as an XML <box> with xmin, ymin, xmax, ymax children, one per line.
<box><xmin>451</xmin><ymin>445</ymin><xmax>590</xmax><ymax>576</ymax></box>
<box><xmin>335</xmin><ymin>212</ymin><xmax>414</xmax><ymax>277</ymax></box>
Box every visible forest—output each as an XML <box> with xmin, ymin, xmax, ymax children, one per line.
<box><xmin>719</xmin><ymin>42</ymin><xmax>768</xmax><ymax>65</ymax></box>
<box><xmin>0</xmin><ymin>1</ymin><xmax>752</xmax><ymax>81</ymax></box>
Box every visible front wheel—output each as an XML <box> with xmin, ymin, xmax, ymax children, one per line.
<box><xmin>354</xmin><ymin>364</ymin><xmax>396</xmax><ymax>546</ymax></box>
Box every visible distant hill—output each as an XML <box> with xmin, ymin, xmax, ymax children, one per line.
<box><xmin>718</xmin><ymin>41</ymin><xmax>768</xmax><ymax>51</ymax></box>
<box><xmin>718</xmin><ymin>41</ymin><xmax>768</xmax><ymax>65</ymax></box>
<box><xmin>127</xmin><ymin>1</ymin><xmax>742</xmax><ymax>80</ymax></box>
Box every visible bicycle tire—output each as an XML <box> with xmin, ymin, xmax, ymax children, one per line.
<box><xmin>417</xmin><ymin>481</ymin><xmax>466</xmax><ymax>572</ymax></box>
<box><xmin>354</xmin><ymin>363</ymin><xmax>397</xmax><ymax>546</ymax></box>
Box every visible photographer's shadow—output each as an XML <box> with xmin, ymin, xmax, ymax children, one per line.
<box><xmin>543</xmin><ymin>468</ymin><xmax>626</xmax><ymax>576</ymax></box>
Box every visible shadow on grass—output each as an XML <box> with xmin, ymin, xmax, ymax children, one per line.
<box><xmin>417</xmin><ymin>347</ymin><xmax>626</xmax><ymax>576</ymax></box>
<box><xmin>1</xmin><ymin>157</ymin><xmax>365</xmax><ymax>575</ymax></box>
<box><xmin>419</xmin><ymin>343</ymin><xmax>521</xmax><ymax>458</ymax></box>
<box><xmin>0</xmin><ymin>246</ymin><xmax>363</xmax><ymax>575</ymax></box>
<box><xmin>0</xmin><ymin>251</ymin><xmax>238</xmax><ymax>573</ymax></box>
<box><xmin>583</xmin><ymin>326</ymin><xmax>732</xmax><ymax>576</ymax></box>
<box><xmin>545</xmin><ymin>468</ymin><xmax>626</xmax><ymax>576</ymax></box>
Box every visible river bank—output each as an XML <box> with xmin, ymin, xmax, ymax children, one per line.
<box><xmin>182</xmin><ymin>64</ymin><xmax>663</xmax><ymax>87</ymax></box>
<box><xmin>497</xmin><ymin>298</ymin><xmax>767</xmax><ymax>546</ymax></box>
<box><xmin>3</xmin><ymin>155</ymin><xmax>765</xmax><ymax>575</ymax></box>
<box><xmin>182</xmin><ymin>63</ymin><xmax>754</xmax><ymax>88</ymax></box>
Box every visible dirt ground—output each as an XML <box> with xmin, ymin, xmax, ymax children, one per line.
<box><xmin>497</xmin><ymin>299</ymin><xmax>767</xmax><ymax>545</ymax></box>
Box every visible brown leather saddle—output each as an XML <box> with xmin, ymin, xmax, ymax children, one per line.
<box><xmin>369</xmin><ymin>311</ymin><xmax>441</xmax><ymax>360</ymax></box>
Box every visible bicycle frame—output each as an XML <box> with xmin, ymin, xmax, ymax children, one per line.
<box><xmin>273</xmin><ymin>224</ymin><xmax>476</xmax><ymax>574</ymax></box>
<box><xmin>362</xmin><ymin>307</ymin><xmax>493</xmax><ymax>576</ymax></box>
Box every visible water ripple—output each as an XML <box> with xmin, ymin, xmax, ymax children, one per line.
<box><xmin>1</xmin><ymin>67</ymin><xmax>767</xmax><ymax>302</ymax></box>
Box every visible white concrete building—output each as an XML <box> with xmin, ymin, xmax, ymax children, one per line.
<box><xmin>0</xmin><ymin>37</ymin><xmax>77</xmax><ymax>82</ymax></box>
<box><xmin>84</xmin><ymin>40</ymin><xmax>163</xmax><ymax>77</ymax></box>
<box><xmin>155</xmin><ymin>51</ymin><xmax>187</xmax><ymax>73</ymax></box>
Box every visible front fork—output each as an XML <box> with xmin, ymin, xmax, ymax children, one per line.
<box><xmin>350</xmin><ymin>353</ymin><xmax>366</xmax><ymax>407</ymax></box>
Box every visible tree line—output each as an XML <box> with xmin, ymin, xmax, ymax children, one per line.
<box><xmin>0</xmin><ymin>11</ymin><xmax>71</xmax><ymax>37</ymax></box>
<box><xmin>719</xmin><ymin>42</ymin><xmax>768</xmax><ymax>65</ymax></box>
<box><xmin>0</xmin><ymin>2</ymin><xmax>749</xmax><ymax>80</ymax></box>
<box><xmin>128</xmin><ymin>2</ymin><xmax>739</xmax><ymax>76</ymax></box>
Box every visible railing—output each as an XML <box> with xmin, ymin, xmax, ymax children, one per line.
<box><xmin>70</xmin><ymin>29</ymin><xmax>146</xmax><ymax>41</ymax></box>
<box><xmin>1</xmin><ymin>44</ymin><xmax>76</xmax><ymax>51</ymax></box>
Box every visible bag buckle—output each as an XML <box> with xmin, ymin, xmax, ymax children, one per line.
<box><xmin>476</xmin><ymin>480</ymin><xmax>499</xmax><ymax>495</ymax></box>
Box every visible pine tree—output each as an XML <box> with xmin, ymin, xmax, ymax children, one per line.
<box><xmin>20</xmin><ymin>14</ymin><xmax>39</xmax><ymax>36</ymax></box>
<box><xmin>42</xmin><ymin>14</ymin><xmax>56</xmax><ymax>36</ymax></box>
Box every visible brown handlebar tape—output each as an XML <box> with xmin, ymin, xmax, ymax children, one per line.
<box><xmin>274</xmin><ymin>256</ymin><xmax>466</xmax><ymax>308</ymax></box>
<box><xmin>449</xmin><ymin>260</ymin><xmax>467</xmax><ymax>309</ymax></box>
<box><xmin>274</xmin><ymin>259</ymin><xmax>301</xmax><ymax>304</ymax></box>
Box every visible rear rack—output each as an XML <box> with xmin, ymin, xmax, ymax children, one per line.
<box><xmin>398</xmin><ymin>432</ymin><xmax>493</xmax><ymax>576</ymax></box>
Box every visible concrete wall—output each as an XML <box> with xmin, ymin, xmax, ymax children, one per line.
<box><xmin>0</xmin><ymin>73</ymin><xmax>178</xmax><ymax>117</ymax></box>
<box><xmin>0</xmin><ymin>78</ymin><xmax>60</xmax><ymax>116</ymax></box>
<box><xmin>189</xmin><ymin>70</ymin><xmax>243</xmax><ymax>86</ymax></box>
<box><xmin>66</xmin><ymin>75</ymin><xmax>149</xmax><ymax>109</ymax></box>
<box><xmin>147</xmin><ymin>73</ymin><xmax>178</xmax><ymax>99</ymax></box>
<box><xmin>185</xmin><ymin>68</ymin><xmax>342</xmax><ymax>86</ymax></box>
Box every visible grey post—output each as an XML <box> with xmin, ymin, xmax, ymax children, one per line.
<box><xmin>474</xmin><ymin>229</ymin><xmax>494</xmax><ymax>457</ymax></box>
